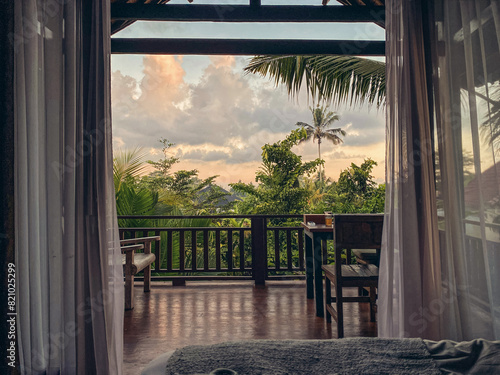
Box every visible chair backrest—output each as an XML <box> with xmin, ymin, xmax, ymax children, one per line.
<box><xmin>333</xmin><ymin>214</ymin><xmax>384</xmax><ymax>274</ymax></box>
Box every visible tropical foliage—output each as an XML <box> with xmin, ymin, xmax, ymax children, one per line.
<box><xmin>114</xmin><ymin>133</ymin><xmax>385</xmax><ymax>276</ymax></box>
<box><xmin>114</xmin><ymin>147</ymin><xmax>159</xmax><ymax>227</ymax></box>
<box><xmin>114</xmin><ymin>139</ymin><xmax>233</xmax><ymax>221</ymax></box>
<box><xmin>230</xmin><ymin>128</ymin><xmax>323</xmax><ymax>215</ymax></box>
<box><xmin>113</xmin><ymin>140</ymin><xmax>242</xmax><ymax>273</ymax></box>
<box><xmin>245</xmin><ymin>55</ymin><xmax>386</xmax><ymax>107</ymax></box>
<box><xmin>330</xmin><ymin>159</ymin><xmax>385</xmax><ymax>214</ymax></box>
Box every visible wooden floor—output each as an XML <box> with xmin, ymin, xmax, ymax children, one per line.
<box><xmin>123</xmin><ymin>280</ymin><xmax>377</xmax><ymax>374</ymax></box>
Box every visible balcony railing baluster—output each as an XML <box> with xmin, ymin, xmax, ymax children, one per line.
<box><xmin>118</xmin><ymin>215</ymin><xmax>306</xmax><ymax>285</ymax></box>
<box><xmin>166</xmin><ymin>230</ymin><xmax>172</xmax><ymax>272</ymax></box>
<box><xmin>286</xmin><ymin>229</ymin><xmax>293</xmax><ymax>270</ymax></box>
<box><xmin>239</xmin><ymin>229</ymin><xmax>245</xmax><ymax>271</ymax></box>
<box><xmin>155</xmin><ymin>230</ymin><xmax>161</xmax><ymax>272</ymax></box>
<box><xmin>191</xmin><ymin>230</ymin><xmax>197</xmax><ymax>271</ymax></box>
<box><xmin>216</xmin><ymin>229</ymin><xmax>221</xmax><ymax>272</ymax></box>
<box><xmin>227</xmin><ymin>230</ymin><xmax>233</xmax><ymax>271</ymax></box>
<box><xmin>179</xmin><ymin>230</ymin><xmax>185</xmax><ymax>271</ymax></box>
<box><xmin>274</xmin><ymin>229</ymin><xmax>280</xmax><ymax>271</ymax></box>
<box><xmin>203</xmin><ymin>229</ymin><xmax>209</xmax><ymax>271</ymax></box>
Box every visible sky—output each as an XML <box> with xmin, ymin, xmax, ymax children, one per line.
<box><xmin>111</xmin><ymin>1</ymin><xmax>386</xmax><ymax>188</ymax></box>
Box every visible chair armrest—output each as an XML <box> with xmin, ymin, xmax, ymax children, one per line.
<box><xmin>119</xmin><ymin>236</ymin><xmax>161</xmax><ymax>246</ymax></box>
<box><xmin>121</xmin><ymin>244</ymin><xmax>144</xmax><ymax>253</ymax></box>
<box><xmin>120</xmin><ymin>236</ymin><xmax>160</xmax><ymax>255</ymax></box>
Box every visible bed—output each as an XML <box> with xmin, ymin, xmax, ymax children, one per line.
<box><xmin>141</xmin><ymin>337</ymin><xmax>500</xmax><ymax>375</ymax></box>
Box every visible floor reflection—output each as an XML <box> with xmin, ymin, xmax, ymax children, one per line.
<box><xmin>123</xmin><ymin>281</ymin><xmax>376</xmax><ymax>375</ymax></box>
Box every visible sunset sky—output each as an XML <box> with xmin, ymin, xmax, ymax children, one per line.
<box><xmin>111</xmin><ymin>2</ymin><xmax>386</xmax><ymax>188</ymax></box>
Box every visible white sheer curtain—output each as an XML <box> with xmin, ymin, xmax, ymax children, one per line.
<box><xmin>380</xmin><ymin>0</ymin><xmax>500</xmax><ymax>341</ymax></box>
<box><xmin>15</xmin><ymin>1</ymin><xmax>124</xmax><ymax>374</ymax></box>
<box><xmin>378</xmin><ymin>0</ymin><xmax>443</xmax><ymax>341</ymax></box>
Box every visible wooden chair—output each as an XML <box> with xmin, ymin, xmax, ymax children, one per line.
<box><xmin>322</xmin><ymin>214</ymin><xmax>383</xmax><ymax>338</ymax></box>
<box><xmin>120</xmin><ymin>236</ymin><xmax>160</xmax><ymax>310</ymax></box>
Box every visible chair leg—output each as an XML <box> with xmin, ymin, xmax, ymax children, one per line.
<box><xmin>336</xmin><ymin>283</ymin><xmax>344</xmax><ymax>338</ymax></box>
<box><xmin>325</xmin><ymin>276</ymin><xmax>332</xmax><ymax>323</ymax></box>
<box><xmin>125</xmin><ymin>273</ymin><xmax>134</xmax><ymax>310</ymax></box>
<box><xmin>144</xmin><ymin>241</ymin><xmax>152</xmax><ymax>293</ymax></box>
<box><xmin>144</xmin><ymin>264</ymin><xmax>151</xmax><ymax>293</ymax></box>
<box><xmin>369</xmin><ymin>286</ymin><xmax>376</xmax><ymax>322</ymax></box>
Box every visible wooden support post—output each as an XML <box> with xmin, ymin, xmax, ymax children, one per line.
<box><xmin>251</xmin><ymin>217</ymin><xmax>267</xmax><ymax>287</ymax></box>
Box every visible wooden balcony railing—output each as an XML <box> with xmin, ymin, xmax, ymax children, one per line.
<box><xmin>118</xmin><ymin>215</ymin><xmax>305</xmax><ymax>285</ymax></box>
<box><xmin>118</xmin><ymin>214</ymin><xmax>500</xmax><ymax>292</ymax></box>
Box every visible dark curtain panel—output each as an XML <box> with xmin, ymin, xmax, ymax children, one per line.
<box><xmin>0</xmin><ymin>0</ymin><xmax>16</xmax><ymax>373</ymax></box>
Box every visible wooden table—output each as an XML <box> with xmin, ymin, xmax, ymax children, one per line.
<box><xmin>302</xmin><ymin>215</ymin><xmax>333</xmax><ymax>318</ymax></box>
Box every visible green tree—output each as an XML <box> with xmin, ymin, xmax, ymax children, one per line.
<box><xmin>329</xmin><ymin>159</ymin><xmax>385</xmax><ymax>213</ymax></box>
<box><xmin>158</xmin><ymin>173</ymin><xmax>232</xmax><ymax>214</ymax></box>
<box><xmin>296</xmin><ymin>105</ymin><xmax>346</xmax><ymax>182</ymax></box>
<box><xmin>139</xmin><ymin>138</ymin><xmax>231</xmax><ymax>214</ymax></box>
<box><xmin>230</xmin><ymin>129</ymin><xmax>322</xmax><ymax>214</ymax></box>
<box><xmin>301</xmin><ymin>175</ymin><xmax>335</xmax><ymax>213</ymax></box>
<box><xmin>245</xmin><ymin>55</ymin><xmax>386</xmax><ymax>107</ymax></box>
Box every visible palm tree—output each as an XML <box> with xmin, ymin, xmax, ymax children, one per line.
<box><xmin>245</xmin><ymin>55</ymin><xmax>386</xmax><ymax>108</ymax></box>
<box><xmin>298</xmin><ymin>105</ymin><xmax>346</xmax><ymax>182</ymax></box>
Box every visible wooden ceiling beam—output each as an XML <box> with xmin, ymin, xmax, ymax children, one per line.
<box><xmin>111</xmin><ymin>4</ymin><xmax>385</xmax><ymax>23</ymax></box>
<box><xmin>111</xmin><ymin>38</ymin><xmax>385</xmax><ymax>55</ymax></box>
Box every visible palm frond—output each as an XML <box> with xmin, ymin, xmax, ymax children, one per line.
<box><xmin>245</xmin><ymin>55</ymin><xmax>386</xmax><ymax>108</ymax></box>
<box><xmin>310</xmin><ymin>55</ymin><xmax>385</xmax><ymax>107</ymax></box>
<box><xmin>323</xmin><ymin>133</ymin><xmax>344</xmax><ymax>145</ymax></box>
<box><xmin>245</xmin><ymin>55</ymin><xmax>314</xmax><ymax>100</ymax></box>
<box><xmin>295</xmin><ymin>122</ymin><xmax>314</xmax><ymax>143</ymax></box>
<box><xmin>321</xmin><ymin>113</ymin><xmax>341</xmax><ymax>127</ymax></box>
<box><xmin>325</xmin><ymin>128</ymin><xmax>347</xmax><ymax>137</ymax></box>
<box><xmin>113</xmin><ymin>147</ymin><xmax>149</xmax><ymax>193</ymax></box>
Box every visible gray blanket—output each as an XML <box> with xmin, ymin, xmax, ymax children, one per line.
<box><xmin>164</xmin><ymin>338</ymin><xmax>441</xmax><ymax>375</ymax></box>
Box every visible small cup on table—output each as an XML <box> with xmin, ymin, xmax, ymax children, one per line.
<box><xmin>324</xmin><ymin>212</ymin><xmax>333</xmax><ymax>226</ymax></box>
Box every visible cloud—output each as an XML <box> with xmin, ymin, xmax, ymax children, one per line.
<box><xmin>338</xmin><ymin>109</ymin><xmax>386</xmax><ymax>146</ymax></box>
<box><xmin>324</xmin><ymin>150</ymin><xmax>367</xmax><ymax>160</ymax></box>
<box><xmin>167</xmin><ymin>130</ymin><xmax>287</xmax><ymax>165</ymax></box>
<box><xmin>111</xmin><ymin>54</ymin><xmax>386</xmax><ymax>184</ymax></box>
<box><xmin>113</xmin><ymin>136</ymin><xmax>126</xmax><ymax>149</ymax></box>
<box><xmin>138</xmin><ymin>55</ymin><xmax>187</xmax><ymax>111</ymax></box>
<box><xmin>209</xmin><ymin>56</ymin><xmax>236</xmax><ymax>68</ymax></box>
<box><xmin>181</xmin><ymin>150</ymin><xmax>231</xmax><ymax>162</ymax></box>
<box><xmin>112</xmin><ymin>54</ymin><xmax>310</xmax><ymax>151</ymax></box>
